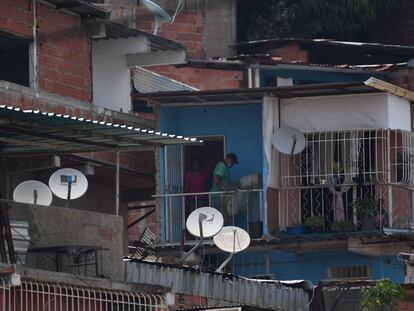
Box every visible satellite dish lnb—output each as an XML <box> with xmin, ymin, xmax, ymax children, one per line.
<box><xmin>49</xmin><ymin>168</ymin><xmax>88</xmax><ymax>207</ymax></box>
<box><xmin>272</xmin><ymin>127</ymin><xmax>306</xmax><ymax>155</ymax></box>
<box><xmin>214</xmin><ymin>226</ymin><xmax>251</xmax><ymax>273</ymax></box>
<box><xmin>13</xmin><ymin>180</ymin><xmax>53</xmax><ymax>206</ymax></box>
<box><xmin>186</xmin><ymin>207</ymin><xmax>224</xmax><ymax>238</ymax></box>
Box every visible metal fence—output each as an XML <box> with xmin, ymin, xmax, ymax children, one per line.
<box><xmin>0</xmin><ymin>278</ymin><xmax>167</xmax><ymax>311</ymax></box>
<box><xmin>154</xmin><ymin>189</ymin><xmax>265</xmax><ymax>242</ymax></box>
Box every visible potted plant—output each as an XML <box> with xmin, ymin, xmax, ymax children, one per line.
<box><xmin>330</xmin><ymin>220</ymin><xmax>355</xmax><ymax>232</ymax></box>
<box><xmin>328</xmin><ymin>161</ymin><xmax>344</xmax><ymax>184</ymax></box>
<box><xmin>304</xmin><ymin>215</ymin><xmax>324</xmax><ymax>233</ymax></box>
<box><xmin>361</xmin><ymin>279</ymin><xmax>405</xmax><ymax>311</ymax></box>
<box><xmin>286</xmin><ymin>223</ymin><xmax>305</xmax><ymax>235</ymax></box>
<box><xmin>353</xmin><ymin>196</ymin><xmax>377</xmax><ymax>231</ymax></box>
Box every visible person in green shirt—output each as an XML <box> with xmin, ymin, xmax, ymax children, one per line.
<box><xmin>210</xmin><ymin>153</ymin><xmax>239</xmax><ymax>192</ymax></box>
<box><xmin>210</xmin><ymin>153</ymin><xmax>239</xmax><ymax>217</ymax></box>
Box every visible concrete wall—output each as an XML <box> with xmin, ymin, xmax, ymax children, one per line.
<box><xmin>10</xmin><ymin>203</ymin><xmax>124</xmax><ymax>281</ymax></box>
<box><xmin>92</xmin><ymin>37</ymin><xmax>148</xmax><ymax>112</ymax></box>
<box><xmin>232</xmin><ymin>249</ymin><xmax>404</xmax><ymax>283</ymax></box>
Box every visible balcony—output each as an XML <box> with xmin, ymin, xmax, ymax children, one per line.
<box><xmin>278</xmin><ymin>129</ymin><xmax>414</xmax><ymax>233</ymax></box>
<box><xmin>155</xmin><ymin>189</ymin><xmax>265</xmax><ymax>242</ymax></box>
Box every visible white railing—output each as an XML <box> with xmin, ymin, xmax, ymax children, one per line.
<box><xmin>0</xmin><ymin>278</ymin><xmax>167</xmax><ymax>310</ymax></box>
<box><xmin>278</xmin><ymin>129</ymin><xmax>414</xmax><ymax>231</ymax></box>
<box><xmin>280</xmin><ymin>129</ymin><xmax>414</xmax><ymax>190</ymax></box>
<box><xmin>153</xmin><ymin>189</ymin><xmax>265</xmax><ymax>242</ymax></box>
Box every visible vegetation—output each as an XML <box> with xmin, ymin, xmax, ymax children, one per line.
<box><xmin>361</xmin><ymin>279</ymin><xmax>405</xmax><ymax>311</ymax></box>
<box><xmin>237</xmin><ymin>0</ymin><xmax>397</xmax><ymax>42</ymax></box>
<box><xmin>304</xmin><ymin>215</ymin><xmax>324</xmax><ymax>228</ymax></box>
<box><xmin>329</xmin><ymin>161</ymin><xmax>344</xmax><ymax>176</ymax></box>
<box><xmin>353</xmin><ymin>197</ymin><xmax>376</xmax><ymax>219</ymax></box>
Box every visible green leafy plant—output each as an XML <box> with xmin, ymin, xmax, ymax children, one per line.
<box><xmin>304</xmin><ymin>215</ymin><xmax>324</xmax><ymax>228</ymax></box>
<box><xmin>353</xmin><ymin>197</ymin><xmax>376</xmax><ymax>219</ymax></box>
<box><xmin>361</xmin><ymin>279</ymin><xmax>405</xmax><ymax>311</ymax></box>
<box><xmin>330</xmin><ymin>220</ymin><xmax>355</xmax><ymax>232</ymax></box>
<box><xmin>329</xmin><ymin>161</ymin><xmax>344</xmax><ymax>175</ymax></box>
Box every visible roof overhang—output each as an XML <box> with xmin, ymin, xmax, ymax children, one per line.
<box><xmin>43</xmin><ymin>0</ymin><xmax>110</xmax><ymax>19</ymax></box>
<box><xmin>0</xmin><ymin>105</ymin><xmax>202</xmax><ymax>156</ymax></box>
<box><xmin>133</xmin><ymin>81</ymin><xmax>379</xmax><ymax>107</ymax></box>
<box><xmin>133</xmin><ymin>79</ymin><xmax>414</xmax><ymax>107</ymax></box>
<box><xmin>92</xmin><ymin>22</ymin><xmax>186</xmax><ymax>67</ymax></box>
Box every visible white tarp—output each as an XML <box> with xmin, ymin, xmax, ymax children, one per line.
<box><xmin>263</xmin><ymin>92</ymin><xmax>411</xmax><ymax>189</ymax></box>
<box><xmin>280</xmin><ymin>93</ymin><xmax>411</xmax><ymax>132</ymax></box>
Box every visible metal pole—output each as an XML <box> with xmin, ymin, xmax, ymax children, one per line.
<box><xmin>115</xmin><ymin>151</ymin><xmax>120</xmax><ymax>216</ymax></box>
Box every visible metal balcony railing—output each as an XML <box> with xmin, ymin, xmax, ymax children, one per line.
<box><xmin>280</xmin><ymin>129</ymin><xmax>414</xmax><ymax>190</ymax></box>
<box><xmin>153</xmin><ymin>189</ymin><xmax>265</xmax><ymax>242</ymax></box>
<box><xmin>278</xmin><ymin>129</ymin><xmax>414</xmax><ymax>231</ymax></box>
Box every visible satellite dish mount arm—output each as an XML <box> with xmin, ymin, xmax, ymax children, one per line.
<box><xmin>290</xmin><ymin>134</ymin><xmax>297</xmax><ymax>156</ymax></box>
<box><xmin>180</xmin><ymin>213</ymin><xmax>207</xmax><ymax>263</ymax></box>
<box><xmin>66</xmin><ymin>176</ymin><xmax>73</xmax><ymax>208</ymax></box>
<box><xmin>216</xmin><ymin>229</ymin><xmax>236</xmax><ymax>273</ymax></box>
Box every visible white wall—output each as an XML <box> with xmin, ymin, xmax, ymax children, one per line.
<box><xmin>279</xmin><ymin>93</ymin><xmax>411</xmax><ymax>132</ymax></box>
<box><xmin>92</xmin><ymin>37</ymin><xmax>148</xmax><ymax>112</ymax></box>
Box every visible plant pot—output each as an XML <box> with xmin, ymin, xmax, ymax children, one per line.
<box><xmin>248</xmin><ymin>221</ymin><xmax>263</xmax><ymax>238</ymax></box>
<box><xmin>286</xmin><ymin>225</ymin><xmax>305</xmax><ymax>235</ymax></box>
<box><xmin>361</xmin><ymin>216</ymin><xmax>377</xmax><ymax>231</ymax></box>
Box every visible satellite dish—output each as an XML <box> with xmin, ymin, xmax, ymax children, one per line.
<box><xmin>214</xmin><ymin>226</ymin><xmax>251</xmax><ymax>273</ymax></box>
<box><xmin>186</xmin><ymin>207</ymin><xmax>224</xmax><ymax>238</ymax></box>
<box><xmin>272</xmin><ymin>127</ymin><xmax>306</xmax><ymax>155</ymax></box>
<box><xmin>140</xmin><ymin>0</ymin><xmax>183</xmax><ymax>34</ymax></box>
<box><xmin>13</xmin><ymin>180</ymin><xmax>53</xmax><ymax>206</ymax></box>
<box><xmin>180</xmin><ymin>207</ymin><xmax>224</xmax><ymax>264</ymax></box>
<box><xmin>48</xmin><ymin>168</ymin><xmax>88</xmax><ymax>201</ymax></box>
<box><xmin>214</xmin><ymin>226</ymin><xmax>251</xmax><ymax>254</ymax></box>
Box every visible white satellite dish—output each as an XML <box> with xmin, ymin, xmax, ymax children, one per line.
<box><xmin>272</xmin><ymin>127</ymin><xmax>306</xmax><ymax>155</ymax></box>
<box><xmin>140</xmin><ymin>0</ymin><xmax>183</xmax><ymax>34</ymax></box>
<box><xmin>181</xmin><ymin>207</ymin><xmax>224</xmax><ymax>264</ymax></box>
<box><xmin>48</xmin><ymin>168</ymin><xmax>88</xmax><ymax>204</ymax></box>
<box><xmin>214</xmin><ymin>226</ymin><xmax>251</xmax><ymax>273</ymax></box>
<box><xmin>13</xmin><ymin>180</ymin><xmax>53</xmax><ymax>206</ymax></box>
<box><xmin>214</xmin><ymin>226</ymin><xmax>251</xmax><ymax>253</ymax></box>
<box><xmin>186</xmin><ymin>207</ymin><xmax>224</xmax><ymax>238</ymax></box>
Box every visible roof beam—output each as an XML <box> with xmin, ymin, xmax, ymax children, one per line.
<box><xmin>127</xmin><ymin>50</ymin><xmax>186</xmax><ymax>67</ymax></box>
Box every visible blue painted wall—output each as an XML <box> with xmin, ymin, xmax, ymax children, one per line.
<box><xmin>160</xmin><ymin>104</ymin><xmax>263</xmax><ymax>181</ymax></box>
<box><xmin>231</xmin><ymin>250</ymin><xmax>404</xmax><ymax>283</ymax></box>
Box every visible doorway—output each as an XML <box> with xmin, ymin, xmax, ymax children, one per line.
<box><xmin>183</xmin><ymin>136</ymin><xmax>225</xmax><ymax>181</ymax></box>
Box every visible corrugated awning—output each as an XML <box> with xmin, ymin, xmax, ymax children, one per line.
<box><xmin>133</xmin><ymin>82</ymin><xmax>380</xmax><ymax>107</ymax></box>
<box><xmin>0</xmin><ymin>105</ymin><xmax>201</xmax><ymax>155</ymax></box>
<box><xmin>43</xmin><ymin>0</ymin><xmax>110</xmax><ymax>19</ymax></box>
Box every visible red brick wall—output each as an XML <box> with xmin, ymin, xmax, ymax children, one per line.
<box><xmin>0</xmin><ymin>0</ymin><xmax>91</xmax><ymax>102</ymax></box>
<box><xmin>137</xmin><ymin>9</ymin><xmax>205</xmax><ymax>59</ymax></box>
<box><xmin>147</xmin><ymin>65</ymin><xmax>243</xmax><ymax>90</ymax></box>
<box><xmin>270</xmin><ymin>44</ymin><xmax>309</xmax><ymax>63</ymax></box>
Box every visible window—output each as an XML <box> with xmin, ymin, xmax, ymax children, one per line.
<box><xmin>0</xmin><ymin>31</ymin><xmax>30</xmax><ymax>87</ymax></box>
<box><xmin>327</xmin><ymin>265</ymin><xmax>371</xmax><ymax>280</ymax></box>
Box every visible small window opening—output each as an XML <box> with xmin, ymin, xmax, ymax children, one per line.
<box><xmin>0</xmin><ymin>31</ymin><xmax>30</xmax><ymax>87</ymax></box>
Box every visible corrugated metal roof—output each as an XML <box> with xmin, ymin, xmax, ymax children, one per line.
<box><xmin>133</xmin><ymin>67</ymin><xmax>198</xmax><ymax>93</ymax></box>
<box><xmin>0</xmin><ymin>105</ymin><xmax>202</xmax><ymax>155</ymax></box>
<box><xmin>132</xmin><ymin>81</ymin><xmax>379</xmax><ymax>107</ymax></box>
<box><xmin>125</xmin><ymin>260</ymin><xmax>310</xmax><ymax>311</ymax></box>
